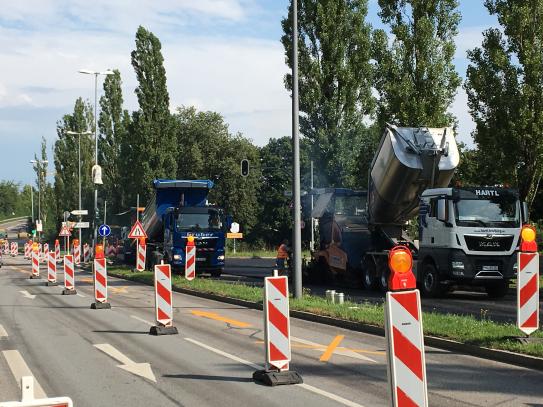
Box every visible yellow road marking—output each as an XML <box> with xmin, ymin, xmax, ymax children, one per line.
<box><xmin>253</xmin><ymin>339</ymin><xmax>385</xmax><ymax>356</ymax></box>
<box><xmin>111</xmin><ymin>287</ymin><xmax>128</xmax><ymax>294</ymax></box>
<box><xmin>81</xmin><ymin>277</ymin><xmax>93</xmax><ymax>283</ymax></box>
<box><xmin>320</xmin><ymin>335</ymin><xmax>345</xmax><ymax>362</ymax></box>
<box><xmin>191</xmin><ymin>310</ymin><xmax>252</xmax><ymax>328</ymax></box>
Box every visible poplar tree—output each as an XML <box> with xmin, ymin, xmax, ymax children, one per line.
<box><xmin>281</xmin><ymin>0</ymin><xmax>375</xmax><ymax>187</ymax></box>
<box><xmin>465</xmin><ymin>0</ymin><xmax>543</xmax><ymax>204</ymax></box>
<box><xmin>130</xmin><ymin>26</ymin><xmax>177</xmax><ymax>201</ymax></box>
<box><xmin>98</xmin><ymin>69</ymin><xmax>131</xmax><ymax>213</ymax></box>
<box><xmin>373</xmin><ymin>0</ymin><xmax>461</xmax><ymax>128</ymax></box>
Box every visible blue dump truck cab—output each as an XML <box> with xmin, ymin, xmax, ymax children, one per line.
<box><xmin>141</xmin><ymin>179</ymin><xmax>226</xmax><ymax>276</ymax></box>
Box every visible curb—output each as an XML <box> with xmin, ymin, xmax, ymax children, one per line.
<box><xmin>107</xmin><ymin>271</ymin><xmax>543</xmax><ymax>372</ymax></box>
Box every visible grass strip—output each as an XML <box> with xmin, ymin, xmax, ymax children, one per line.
<box><xmin>109</xmin><ymin>265</ymin><xmax>543</xmax><ymax>358</ymax></box>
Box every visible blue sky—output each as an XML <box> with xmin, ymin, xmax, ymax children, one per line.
<box><xmin>0</xmin><ymin>0</ymin><xmax>498</xmax><ymax>186</ymax></box>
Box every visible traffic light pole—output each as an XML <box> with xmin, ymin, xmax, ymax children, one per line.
<box><xmin>291</xmin><ymin>0</ymin><xmax>302</xmax><ymax>299</ymax></box>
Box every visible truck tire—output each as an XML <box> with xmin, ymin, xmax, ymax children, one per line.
<box><xmin>485</xmin><ymin>281</ymin><xmax>509</xmax><ymax>298</ymax></box>
<box><xmin>379</xmin><ymin>267</ymin><xmax>389</xmax><ymax>292</ymax></box>
<box><xmin>362</xmin><ymin>259</ymin><xmax>378</xmax><ymax>290</ymax></box>
<box><xmin>210</xmin><ymin>269</ymin><xmax>222</xmax><ymax>278</ymax></box>
<box><xmin>421</xmin><ymin>263</ymin><xmax>445</xmax><ymax>298</ymax></box>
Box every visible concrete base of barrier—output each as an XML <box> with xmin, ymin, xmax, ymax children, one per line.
<box><xmin>62</xmin><ymin>289</ymin><xmax>77</xmax><ymax>295</ymax></box>
<box><xmin>252</xmin><ymin>369</ymin><xmax>303</xmax><ymax>386</ymax></box>
<box><xmin>29</xmin><ymin>275</ymin><xmax>40</xmax><ymax>279</ymax></box>
<box><xmin>90</xmin><ymin>302</ymin><xmax>111</xmax><ymax>309</ymax></box>
<box><xmin>45</xmin><ymin>281</ymin><xmax>58</xmax><ymax>286</ymax></box>
<box><xmin>149</xmin><ymin>325</ymin><xmax>179</xmax><ymax>336</ymax></box>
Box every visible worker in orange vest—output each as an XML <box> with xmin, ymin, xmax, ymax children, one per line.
<box><xmin>275</xmin><ymin>239</ymin><xmax>290</xmax><ymax>274</ymax></box>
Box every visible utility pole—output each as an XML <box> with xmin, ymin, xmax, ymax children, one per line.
<box><xmin>30</xmin><ymin>187</ymin><xmax>34</xmax><ymax>224</ymax></box>
<box><xmin>310</xmin><ymin>160</ymin><xmax>314</xmax><ymax>252</ymax></box>
<box><xmin>292</xmin><ymin>0</ymin><xmax>303</xmax><ymax>299</ymax></box>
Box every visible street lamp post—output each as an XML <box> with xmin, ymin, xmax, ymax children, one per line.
<box><xmin>30</xmin><ymin>159</ymin><xmax>48</xmax><ymax>242</ymax></box>
<box><xmin>78</xmin><ymin>69</ymin><xmax>114</xmax><ymax>249</ymax></box>
<box><xmin>67</xmin><ymin>130</ymin><xmax>92</xmax><ymax>246</ymax></box>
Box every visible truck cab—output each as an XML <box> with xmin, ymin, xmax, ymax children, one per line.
<box><xmin>418</xmin><ymin>187</ymin><xmax>523</xmax><ymax>297</ymax></box>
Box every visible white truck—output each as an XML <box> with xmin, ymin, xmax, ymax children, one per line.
<box><xmin>308</xmin><ymin>124</ymin><xmax>526</xmax><ymax>298</ymax></box>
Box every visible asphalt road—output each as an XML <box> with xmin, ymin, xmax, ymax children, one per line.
<box><xmin>223</xmin><ymin>257</ymin><xmax>543</xmax><ymax>324</ymax></box>
<box><xmin>0</xmin><ymin>256</ymin><xmax>542</xmax><ymax>406</ymax></box>
<box><xmin>0</xmin><ymin>217</ymin><xmax>29</xmax><ymax>243</ymax></box>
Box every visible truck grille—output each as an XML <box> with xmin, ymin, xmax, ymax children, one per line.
<box><xmin>464</xmin><ymin>235</ymin><xmax>514</xmax><ymax>252</ymax></box>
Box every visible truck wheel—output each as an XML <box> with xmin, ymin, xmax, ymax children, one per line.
<box><xmin>485</xmin><ymin>281</ymin><xmax>509</xmax><ymax>298</ymax></box>
<box><xmin>379</xmin><ymin>268</ymin><xmax>389</xmax><ymax>292</ymax></box>
<box><xmin>210</xmin><ymin>269</ymin><xmax>222</xmax><ymax>278</ymax></box>
<box><xmin>362</xmin><ymin>259</ymin><xmax>378</xmax><ymax>290</ymax></box>
<box><xmin>421</xmin><ymin>263</ymin><xmax>445</xmax><ymax>298</ymax></box>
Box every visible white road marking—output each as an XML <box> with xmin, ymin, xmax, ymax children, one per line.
<box><xmin>76</xmin><ymin>293</ymin><xmax>86</xmax><ymax>298</ymax></box>
<box><xmin>2</xmin><ymin>350</ymin><xmax>47</xmax><ymax>399</ymax></box>
<box><xmin>19</xmin><ymin>290</ymin><xmax>35</xmax><ymax>300</ymax></box>
<box><xmin>0</xmin><ymin>324</ymin><xmax>7</xmax><ymax>338</ymax></box>
<box><xmin>184</xmin><ymin>337</ymin><xmax>366</xmax><ymax>407</ymax></box>
<box><xmin>93</xmin><ymin>343</ymin><xmax>156</xmax><ymax>383</ymax></box>
<box><xmin>130</xmin><ymin>315</ymin><xmax>154</xmax><ymax>326</ymax></box>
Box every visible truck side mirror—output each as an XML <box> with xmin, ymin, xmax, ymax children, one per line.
<box><xmin>437</xmin><ymin>199</ymin><xmax>448</xmax><ymax>222</ymax></box>
<box><xmin>522</xmin><ymin>202</ymin><xmax>529</xmax><ymax>223</ymax></box>
<box><xmin>225</xmin><ymin>215</ymin><xmax>233</xmax><ymax>229</ymax></box>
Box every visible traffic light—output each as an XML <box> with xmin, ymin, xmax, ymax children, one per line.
<box><xmin>241</xmin><ymin>159</ymin><xmax>249</xmax><ymax>177</ymax></box>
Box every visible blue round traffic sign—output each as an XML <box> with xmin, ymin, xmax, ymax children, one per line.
<box><xmin>98</xmin><ymin>224</ymin><xmax>111</xmax><ymax>237</ymax></box>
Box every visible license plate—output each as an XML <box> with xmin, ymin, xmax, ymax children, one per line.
<box><xmin>482</xmin><ymin>265</ymin><xmax>499</xmax><ymax>271</ymax></box>
<box><xmin>196</xmin><ymin>257</ymin><xmax>206</xmax><ymax>261</ymax></box>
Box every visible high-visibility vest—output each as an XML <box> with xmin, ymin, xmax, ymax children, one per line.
<box><xmin>277</xmin><ymin>244</ymin><xmax>289</xmax><ymax>259</ymax></box>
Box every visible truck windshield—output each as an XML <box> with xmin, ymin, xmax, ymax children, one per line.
<box><xmin>176</xmin><ymin>210</ymin><xmax>222</xmax><ymax>231</ymax></box>
<box><xmin>454</xmin><ymin>197</ymin><xmax>519</xmax><ymax>227</ymax></box>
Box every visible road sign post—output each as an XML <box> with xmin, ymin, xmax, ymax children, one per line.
<box><xmin>253</xmin><ymin>275</ymin><xmax>303</xmax><ymax>386</ymax></box>
<box><xmin>62</xmin><ymin>255</ymin><xmax>76</xmax><ymax>295</ymax></box>
<box><xmin>385</xmin><ymin>246</ymin><xmax>428</xmax><ymax>407</ymax></box>
<box><xmin>150</xmin><ymin>263</ymin><xmax>178</xmax><ymax>336</ymax></box>
<box><xmin>136</xmin><ymin>238</ymin><xmax>146</xmax><ymax>272</ymax></box>
<box><xmin>185</xmin><ymin>235</ymin><xmax>196</xmax><ymax>281</ymax></box>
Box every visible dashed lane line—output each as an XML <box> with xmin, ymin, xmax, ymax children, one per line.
<box><xmin>131</xmin><ymin>315</ymin><xmax>154</xmax><ymax>326</ymax></box>
<box><xmin>0</xmin><ymin>324</ymin><xmax>7</xmax><ymax>338</ymax></box>
<box><xmin>2</xmin><ymin>350</ymin><xmax>47</xmax><ymax>399</ymax></box>
<box><xmin>184</xmin><ymin>337</ymin><xmax>366</xmax><ymax>407</ymax></box>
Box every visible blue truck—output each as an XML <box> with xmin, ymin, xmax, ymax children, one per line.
<box><xmin>130</xmin><ymin>179</ymin><xmax>227</xmax><ymax>276</ymax></box>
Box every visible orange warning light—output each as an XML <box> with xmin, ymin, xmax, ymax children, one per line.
<box><xmin>186</xmin><ymin>235</ymin><xmax>195</xmax><ymax>246</ymax></box>
<box><xmin>520</xmin><ymin>224</ymin><xmax>537</xmax><ymax>252</ymax></box>
<box><xmin>73</xmin><ymin>239</ymin><xmax>79</xmax><ymax>247</ymax></box>
<box><xmin>32</xmin><ymin>242</ymin><xmax>39</xmax><ymax>253</ymax></box>
<box><xmin>388</xmin><ymin>245</ymin><xmax>416</xmax><ymax>291</ymax></box>
<box><xmin>95</xmin><ymin>244</ymin><xmax>104</xmax><ymax>259</ymax></box>
<box><xmin>139</xmin><ymin>237</ymin><xmax>146</xmax><ymax>246</ymax></box>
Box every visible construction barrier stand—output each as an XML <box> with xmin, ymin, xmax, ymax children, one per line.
<box><xmin>185</xmin><ymin>239</ymin><xmax>196</xmax><ymax>281</ymax></box>
<box><xmin>91</xmin><ymin>258</ymin><xmax>110</xmax><ymax>309</ymax></box>
<box><xmin>46</xmin><ymin>252</ymin><xmax>57</xmax><ymax>286</ymax></box>
<box><xmin>62</xmin><ymin>255</ymin><xmax>76</xmax><ymax>295</ymax></box>
<box><xmin>149</xmin><ymin>263</ymin><xmax>178</xmax><ymax>336</ymax></box>
<box><xmin>0</xmin><ymin>376</ymin><xmax>73</xmax><ymax>407</ymax></box>
<box><xmin>517</xmin><ymin>251</ymin><xmax>540</xmax><ymax>335</ymax></box>
<box><xmin>136</xmin><ymin>240</ymin><xmax>146</xmax><ymax>272</ymax></box>
<box><xmin>30</xmin><ymin>251</ymin><xmax>40</xmax><ymax>279</ymax></box>
<box><xmin>385</xmin><ymin>289</ymin><xmax>428</xmax><ymax>407</ymax></box>
<box><xmin>253</xmin><ymin>275</ymin><xmax>302</xmax><ymax>386</ymax></box>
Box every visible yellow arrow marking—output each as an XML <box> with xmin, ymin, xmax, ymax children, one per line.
<box><xmin>81</xmin><ymin>277</ymin><xmax>93</xmax><ymax>283</ymax></box>
<box><xmin>191</xmin><ymin>310</ymin><xmax>252</xmax><ymax>328</ymax></box>
<box><xmin>111</xmin><ymin>287</ymin><xmax>128</xmax><ymax>294</ymax></box>
<box><xmin>319</xmin><ymin>335</ymin><xmax>345</xmax><ymax>362</ymax></box>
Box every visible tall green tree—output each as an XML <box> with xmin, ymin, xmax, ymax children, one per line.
<box><xmin>54</xmin><ymin>98</ymin><xmax>95</xmax><ymax>228</ymax></box>
<box><xmin>465</xmin><ymin>0</ymin><xmax>543</xmax><ymax>205</ymax></box>
<box><xmin>98</xmin><ymin>69</ymin><xmax>131</xmax><ymax>213</ymax></box>
<box><xmin>281</xmin><ymin>0</ymin><xmax>375</xmax><ymax>187</ymax></box>
<box><xmin>33</xmin><ymin>137</ymin><xmax>57</xmax><ymax>238</ymax></box>
<box><xmin>130</xmin><ymin>26</ymin><xmax>177</xmax><ymax>201</ymax></box>
<box><xmin>373</xmin><ymin>0</ymin><xmax>461</xmax><ymax>128</ymax></box>
<box><xmin>174</xmin><ymin>107</ymin><xmax>260</xmax><ymax>233</ymax></box>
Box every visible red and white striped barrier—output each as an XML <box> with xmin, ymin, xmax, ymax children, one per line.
<box><xmin>185</xmin><ymin>238</ymin><xmax>196</xmax><ymax>281</ymax></box>
<box><xmin>38</xmin><ymin>243</ymin><xmax>43</xmax><ymax>262</ymax></box>
<box><xmin>518</xmin><ymin>252</ymin><xmax>540</xmax><ymax>335</ymax></box>
<box><xmin>91</xmin><ymin>258</ymin><xmax>110</xmax><ymax>309</ymax></box>
<box><xmin>10</xmin><ymin>242</ymin><xmax>18</xmax><ymax>257</ymax></box>
<box><xmin>0</xmin><ymin>376</ymin><xmax>73</xmax><ymax>407</ymax></box>
<box><xmin>62</xmin><ymin>255</ymin><xmax>76</xmax><ymax>295</ymax></box>
<box><xmin>74</xmin><ymin>244</ymin><xmax>81</xmax><ymax>264</ymax></box>
<box><xmin>136</xmin><ymin>240</ymin><xmax>146</xmax><ymax>271</ymax></box>
<box><xmin>55</xmin><ymin>240</ymin><xmax>61</xmax><ymax>263</ymax></box>
<box><xmin>24</xmin><ymin>243</ymin><xmax>31</xmax><ymax>259</ymax></box>
<box><xmin>46</xmin><ymin>252</ymin><xmax>57</xmax><ymax>286</ymax></box>
<box><xmin>43</xmin><ymin>243</ymin><xmax>49</xmax><ymax>260</ymax></box>
<box><xmin>83</xmin><ymin>243</ymin><xmax>90</xmax><ymax>263</ymax></box>
<box><xmin>3</xmin><ymin>241</ymin><xmax>8</xmax><ymax>255</ymax></box>
<box><xmin>385</xmin><ymin>289</ymin><xmax>428</xmax><ymax>407</ymax></box>
<box><xmin>106</xmin><ymin>244</ymin><xmax>117</xmax><ymax>258</ymax></box>
<box><xmin>149</xmin><ymin>263</ymin><xmax>178</xmax><ymax>335</ymax></box>
<box><xmin>31</xmin><ymin>250</ymin><xmax>40</xmax><ymax>279</ymax></box>
<box><xmin>253</xmin><ymin>275</ymin><xmax>302</xmax><ymax>385</ymax></box>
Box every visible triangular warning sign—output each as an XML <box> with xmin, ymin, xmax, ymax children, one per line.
<box><xmin>59</xmin><ymin>225</ymin><xmax>71</xmax><ymax>237</ymax></box>
<box><xmin>128</xmin><ymin>220</ymin><xmax>148</xmax><ymax>239</ymax></box>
